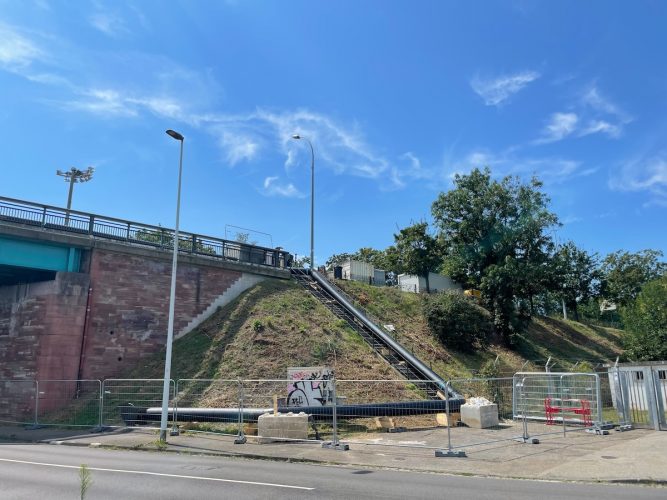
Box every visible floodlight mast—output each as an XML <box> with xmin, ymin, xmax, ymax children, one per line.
<box><xmin>56</xmin><ymin>166</ymin><xmax>95</xmax><ymax>225</ymax></box>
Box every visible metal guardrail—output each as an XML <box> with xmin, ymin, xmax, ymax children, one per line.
<box><xmin>0</xmin><ymin>196</ymin><xmax>291</xmax><ymax>269</ymax></box>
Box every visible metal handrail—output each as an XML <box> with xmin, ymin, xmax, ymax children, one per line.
<box><xmin>0</xmin><ymin>195</ymin><xmax>291</xmax><ymax>269</ymax></box>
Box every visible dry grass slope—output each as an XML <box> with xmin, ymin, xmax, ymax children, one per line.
<box><xmin>135</xmin><ymin>278</ymin><xmax>624</xmax><ymax>386</ymax></box>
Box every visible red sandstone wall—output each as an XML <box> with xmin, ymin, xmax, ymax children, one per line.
<box><xmin>0</xmin><ymin>273</ymin><xmax>89</xmax><ymax>417</ymax></box>
<box><xmin>80</xmin><ymin>249</ymin><xmax>242</xmax><ymax>379</ymax></box>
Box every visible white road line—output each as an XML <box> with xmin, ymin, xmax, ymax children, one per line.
<box><xmin>0</xmin><ymin>458</ymin><xmax>314</xmax><ymax>491</ymax></box>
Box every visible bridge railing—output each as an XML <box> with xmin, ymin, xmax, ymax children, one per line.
<box><xmin>0</xmin><ymin>196</ymin><xmax>291</xmax><ymax>269</ymax></box>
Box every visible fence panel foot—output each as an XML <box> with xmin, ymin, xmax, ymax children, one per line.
<box><xmin>435</xmin><ymin>449</ymin><xmax>466</xmax><ymax>458</ymax></box>
<box><xmin>322</xmin><ymin>441</ymin><xmax>349</xmax><ymax>451</ymax></box>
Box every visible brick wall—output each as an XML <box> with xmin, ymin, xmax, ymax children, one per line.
<box><xmin>0</xmin><ymin>272</ymin><xmax>90</xmax><ymax>417</ymax></box>
<box><xmin>80</xmin><ymin>249</ymin><xmax>242</xmax><ymax>379</ymax></box>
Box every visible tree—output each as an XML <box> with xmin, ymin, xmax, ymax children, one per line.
<box><xmin>431</xmin><ymin>168</ymin><xmax>559</xmax><ymax>344</ymax></box>
<box><xmin>552</xmin><ymin>242</ymin><xmax>601</xmax><ymax>321</ymax></box>
<box><xmin>325</xmin><ymin>253</ymin><xmax>354</xmax><ymax>270</ymax></box>
<box><xmin>621</xmin><ymin>276</ymin><xmax>667</xmax><ymax>361</ymax></box>
<box><xmin>600</xmin><ymin>250</ymin><xmax>666</xmax><ymax>306</ymax></box>
<box><xmin>393</xmin><ymin>222</ymin><xmax>441</xmax><ymax>292</ymax></box>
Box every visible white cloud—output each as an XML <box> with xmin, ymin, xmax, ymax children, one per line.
<box><xmin>610</xmin><ymin>153</ymin><xmax>667</xmax><ymax>206</ymax></box>
<box><xmin>262</xmin><ymin>176</ymin><xmax>305</xmax><ymax>198</ymax></box>
<box><xmin>461</xmin><ymin>148</ymin><xmax>589</xmax><ymax>185</ymax></box>
<box><xmin>470</xmin><ymin>70</ymin><xmax>540</xmax><ymax>106</ymax></box>
<box><xmin>538</xmin><ymin>112</ymin><xmax>578</xmax><ymax>143</ymax></box>
<box><xmin>219</xmin><ymin>132</ymin><xmax>259</xmax><ymax>165</ymax></box>
<box><xmin>579</xmin><ymin>119</ymin><xmax>621</xmax><ymax>138</ymax></box>
<box><xmin>66</xmin><ymin>88</ymin><xmax>138</xmax><ymax>116</ymax></box>
<box><xmin>0</xmin><ymin>24</ymin><xmax>43</xmax><ymax>68</ymax></box>
<box><xmin>89</xmin><ymin>4</ymin><xmax>129</xmax><ymax>37</ymax></box>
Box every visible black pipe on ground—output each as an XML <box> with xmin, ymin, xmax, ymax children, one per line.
<box><xmin>119</xmin><ymin>398</ymin><xmax>465</xmax><ymax>425</ymax></box>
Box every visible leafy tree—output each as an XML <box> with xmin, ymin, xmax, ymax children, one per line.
<box><xmin>423</xmin><ymin>291</ymin><xmax>493</xmax><ymax>352</ymax></box>
<box><xmin>431</xmin><ymin>168</ymin><xmax>559</xmax><ymax>344</ymax></box>
<box><xmin>621</xmin><ymin>276</ymin><xmax>667</xmax><ymax>361</ymax></box>
<box><xmin>325</xmin><ymin>253</ymin><xmax>354</xmax><ymax>270</ymax></box>
<box><xmin>393</xmin><ymin>222</ymin><xmax>441</xmax><ymax>292</ymax></box>
<box><xmin>552</xmin><ymin>242</ymin><xmax>601</xmax><ymax>320</ymax></box>
<box><xmin>600</xmin><ymin>250</ymin><xmax>666</xmax><ymax>306</ymax></box>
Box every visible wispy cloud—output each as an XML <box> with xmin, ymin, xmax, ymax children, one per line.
<box><xmin>470</xmin><ymin>70</ymin><xmax>540</xmax><ymax>106</ymax></box>
<box><xmin>219</xmin><ymin>132</ymin><xmax>260</xmax><ymax>165</ymax></box>
<box><xmin>537</xmin><ymin>112</ymin><xmax>579</xmax><ymax>143</ymax></box>
<box><xmin>610</xmin><ymin>153</ymin><xmax>667</xmax><ymax>207</ymax></box>
<box><xmin>262</xmin><ymin>176</ymin><xmax>305</xmax><ymax>198</ymax></box>
<box><xmin>89</xmin><ymin>1</ymin><xmax>129</xmax><ymax>37</ymax></box>
<box><xmin>0</xmin><ymin>23</ymin><xmax>43</xmax><ymax>69</ymax></box>
<box><xmin>64</xmin><ymin>88</ymin><xmax>186</xmax><ymax>119</ymax></box>
<box><xmin>534</xmin><ymin>85</ymin><xmax>631</xmax><ymax>144</ymax></box>
<box><xmin>463</xmin><ymin>148</ymin><xmax>591</xmax><ymax>184</ymax></box>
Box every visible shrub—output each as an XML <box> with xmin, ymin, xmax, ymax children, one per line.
<box><xmin>423</xmin><ymin>291</ymin><xmax>493</xmax><ymax>352</ymax></box>
<box><xmin>621</xmin><ymin>276</ymin><xmax>667</xmax><ymax>361</ymax></box>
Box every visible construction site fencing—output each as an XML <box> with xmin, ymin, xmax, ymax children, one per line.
<box><xmin>0</xmin><ymin>379</ymin><xmax>37</xmax><ymax>426</ymax></box>
<box><xmin>0</xmin><ymin>373</ymin><xmax>621</xmax><ymax>455</ymax></box>
<box><xmin>101</xmin><ymin>379</ymin><xmax>175</xmax><ymax>427</ymax></box>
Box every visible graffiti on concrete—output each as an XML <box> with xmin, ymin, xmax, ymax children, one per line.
<box><xmin>287</xmin><ymin>366</ymin><xmax>334</xmax><ymax>407</ymax></box>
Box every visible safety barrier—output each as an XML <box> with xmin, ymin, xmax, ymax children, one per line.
<box><xmin>0</xmin><ymin>373</ymin><xmax>618</xmax><ymax>455</ymax></box>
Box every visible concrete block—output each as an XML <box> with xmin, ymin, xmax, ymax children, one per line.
<box><xmin>460</xmin><ymin>403</ymin><xmax>498</xmax><ymax>428</ymax></box>
<box><xmin>257</xmin><ymin>412</ymin><xmax>309</xmax><ymax>443</ymax></box>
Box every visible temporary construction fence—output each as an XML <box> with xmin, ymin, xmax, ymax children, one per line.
<box><xmin>608</xmin><ymin>363</ymin><xmax>667</xmax><ymax>431</ymax></box>
<box><xmin>0</xmin><ymin>374</ymin><xmax>623</xmax><ymax>456</ymax></box>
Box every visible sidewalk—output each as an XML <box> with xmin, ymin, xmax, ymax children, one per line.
<box><xmin>1</xmin><ymin>424</ymin><xmax>665</xmax><ymax>485</ymax></box>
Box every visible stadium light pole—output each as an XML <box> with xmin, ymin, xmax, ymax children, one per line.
<box><xmin>56</xmin><ymin>166</ymin><xmax>94</xmax><ymax>225</ymax></box>
<box><xmin>291</xmin><ymin>134</ymin><xmax>315</xmax><ymax>271</ymax></box>
<box><xmin>159</xmin><ymin>129</ymin><xmax>184</xmax><ymax>442</ymax></box>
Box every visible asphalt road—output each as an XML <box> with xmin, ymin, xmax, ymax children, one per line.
<box><xmin>0</xmin><ymin>443</ymin><xmax>664</xmax><ymax>499</ymax></box>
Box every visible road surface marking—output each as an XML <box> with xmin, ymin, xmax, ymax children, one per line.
<box><xmin>0</xmin><ymin>458</ymin><xmax>314</xmax><ymax>491</ymax></box>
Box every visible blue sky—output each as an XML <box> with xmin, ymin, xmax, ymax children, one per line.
<box><xmin>1</xmin><ymin>0</ymin><xmax>666</xmax><ymax>264</ymax></box>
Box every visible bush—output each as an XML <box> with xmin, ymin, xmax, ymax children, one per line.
<box><xmin>621</xmin><ymin>276</ymin><xmax>667</xmax><ymax>361</ymax></box>
<box><xmin>423</xmin><ymin>291</ymin><xmax>493</xmax><ymax>352</ymax></box>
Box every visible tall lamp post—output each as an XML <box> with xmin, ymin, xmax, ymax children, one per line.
<box><xmin>56</xmin><ymin>167</ymin><xmax>94</xmax><ymax>225</ymax></box>
<box><xmin>291</xmin><ymin>134</ymin><xmax>315</xmax><ymax>272</ymax></box>
<box><xmin>159</xmin><ymin>129</ymin><xmax>184</xmax><ymax>442</ymax></box>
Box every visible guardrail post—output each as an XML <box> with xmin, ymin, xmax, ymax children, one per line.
<box><xmin>88</xmin><ymin>215</ymin><xmax>95</xmax><ymax>235</ymax></box>
<box><xmin>41</xmin><ymin>207</ymin><xmax>47</xmax><ymax>227</ymax></box>
<box><xmin>191</xmin><ymin>235</ymin><xmax>196</xmax><ymax>253</ymax></box>
<box><xmin>126</xmin><ymin>222</ymin><xmax>131</xmax><ymax>241</ymax></box>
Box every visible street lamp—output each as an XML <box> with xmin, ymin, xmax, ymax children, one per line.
<box><xmin>56</xmin><ymin>166</ymin><xmax>94</xmax><ymax>225</ymax></box>
<box><xmin>291</xmin><ymin>134</ymin><xmax>315</xmax><ymax>272</ymax></box>
<box><xmin>159</xmin><ymin>129</ymin><xmax>184</xmax><ymax>442</ymax></box>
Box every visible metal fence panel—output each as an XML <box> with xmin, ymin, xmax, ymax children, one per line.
<box><xmin>239</xmin><ymin>379</ymin><xmax>334</xmax><ymax>444</ymax></box>
<box><xmin>101</xmin><ymin>379</ymin><xmax>174</xmax><ymax>427</ymax></box>
<box><xmin>35</xmin><ymin>380</ymin><xmax>101</xmax><ymax>428</ymax></box>
<box><xmin>0</xmin><ymin>380</ymin><xmax>37</xmax><ymax>426</ymax></box>
<box><xmin>174</xmin><ymin>379</ymin><xmax>242</xmax><ymax>436</ymax></box>
<box><xmin>512</xmin><ymin>372</ymin><xmax>600</xmax><ymax>429</ymax></box>
<box><xmin>333</xmin><ymin>379</ymin><xmax>448</xmax><ymax>449</ymax></box>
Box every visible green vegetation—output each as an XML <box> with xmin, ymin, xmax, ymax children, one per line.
<box><xmin>622</xmin><ymin>276</ymin><xmax>667</xmax><ymax>361</ymax></box>
<box><xmin>422</xmin><ymin>291</ymin><xmax>493</xmax><ymax>352</ymax></box>
<box><xmin>322</xmin><ymin>168</ymin><xmax>664</xmax><ymax>356</ymax></box>
<box><xmin>79</xmin><ymin>464</ymin><xmax>92</xmax><ymax>500</ymax></box>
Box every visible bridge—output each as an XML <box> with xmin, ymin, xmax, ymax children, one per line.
<box><xmin>0</xmin><ymin>195</ymin><xmax>291</xmax><ymax>383</ymax></box>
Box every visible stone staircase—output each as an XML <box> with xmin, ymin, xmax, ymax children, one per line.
<box><xmin>175</xmin><ymin>273</ymin><xmax>266</xmax><ymax>340</ymax></box>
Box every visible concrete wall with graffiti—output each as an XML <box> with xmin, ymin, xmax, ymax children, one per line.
<box><xmin>287</xmin><ymin>366</ymin><xmax>333</xmax><ymax>407</ymax></box>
